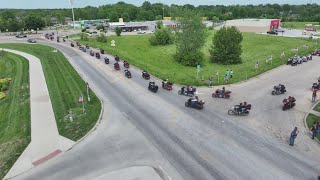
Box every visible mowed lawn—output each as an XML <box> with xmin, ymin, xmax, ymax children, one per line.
<box><xmin>306</xmin><ymin>113</ymin><xmax>320</xmax><ymax>140</ymax></box>
<box><xmin>0</xmin><ymin>44</ymin><xmax>101</xmax><ymax>141</ymax></box>
<box><xmin>0</xmin><ymin>52</ymin><xmax>30</xmax><ymax>179</ymax></box>
<box><xmin>77</xmin><ymin>30</ymin><xmax>316</xmax><ymax>85</ymax></box>
<box><xmin>282</xmin><ymin>21</ymin><xmax>319</xmax><ymax>30</ymax></box>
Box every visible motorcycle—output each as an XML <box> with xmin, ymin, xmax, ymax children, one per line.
<box><xmin>76</xmin><ymin>42</ymin><xmax>81</xmax><ymax>47</ymax></box>
<box><xmin>185</xmin><ymin>98</ymin><xmax>205</xmax><ymax>110</ymax></box>
<box><xmin>100</xmin><ymin>49</ymin><xmax>105</xmax><ymax>54</ymax></box>
<box><xmin>114</xmin><ymin>63</ymin><xmax>120</xmax><ymax>70</ymax></box>
<box><xmin>123</xmin><ymin>61</ymin><xmax>130</xmax><ymax>68</ymax></box>
<box><xmin>212</xmin><ymin>89</ymin><xmax>231</xmax><ymax>98</ymax></box>
<box><xmin>124</xmin><ymin>70</ymin><xmax>132</xmax><ymax>78</ymax></box>
<box><xmin>282</xmin><ymin>97</ymin><xmax>296</xmax><ymax>111</ymax></box>
<box><xmin>178</xmin><ymin>86</ymin><xmax>196</xmax><ymax>96</ymax></box>
<box><xmin>63</xmin><ymin>38</ymin><xmax>66</xmax><ymax>42</ymax></box>
<box><xmin>228</xmin><ymin>105</ymin><xmax>250</xmax><ymax>116</ymax></box>
<box><xmin>90</xmin><ymin>51</ymin><xmax>95</xmax><ymax>56</ymax></box>
<box><xmin>57</xmin><ymin>37</ymin><xmax>60</xmax><ymax>43</ymax></box>
<box><xmin>272</xmin><ymin>84</ymin><xmax>286</xmax><ymax>95</ymax></box>
<box><xmin>104</xmin><ymin>57</ymin><xmax>110</xmax><ymax>64</ymax></box>
<box><xmin>96</xmin><ymin>52</ymin><xmax>101</xmax><ymax>59</ymax></box>
<box><xmin>86</xmin><ymin>44</ymin><xmax>90</xmax><ymax>49</ymax></box>
<box><xmin>71</xmin><ymin>43</ymin><xmax>75</xmax><ymax>47</ymax></box>
<box><xmin>82</xmin><ymin>47</ymin><xmax>87</xmax><ymax>52</ymax></box>
<box><xmin>148</xmin><ymin>82</ymin><xmax>158</xmax><ymax>93</ymax></box>
<box><xmin>142</xmin><ymin>71</ymin><xmax>150</xmax><ymax>80</ymax></box>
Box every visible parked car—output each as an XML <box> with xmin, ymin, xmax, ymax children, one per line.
<box><xmin>267</xmin><ymin>31</ymin><xmax>278</xmax><ymax>35</ymax></box>
<box><xmin>137</xmin><ymin>31</ymin><xmax>146</xmax><ymax>34</ymax></box>
<box><xmin>16</xmin><ymin>34</ymin><xmax>27</xmax><ymax>38</ymax></box>
<box><xmin>27</xmin><ymin>39</ymin><xmax>37</xmax><ymax>43</ymax></box>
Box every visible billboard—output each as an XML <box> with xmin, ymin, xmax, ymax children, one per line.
<box><xmin>270</xmin><ymin>19</ymin><xmax>280</xmax><ymax>31</ymax></box>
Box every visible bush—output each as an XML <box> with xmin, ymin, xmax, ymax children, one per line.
<box><xmin>81</xmin><ymin>28</ymin><xmax>86</xmax><ymax>32</ymax></box>
<box><xmin>1</xmin><ymin>84</ymin><xmax>8</xmax><ymax>91</ymax></box>
<box><xmin>80</xmin><ymin>33</ymin><xmax>89</xmax><ymax>41</ymax></box>
<box><xmin>0</xmin><ymin>92</ymin><xmax>6</xmax><ymax>99</ymax></box>
<box><xmin>115</xmin><ymin>27</ymin><xmax>122</xmax><ymax>36</ymax></box>
<box><xmin>149</xmin><ymin>28</ymin><xmax>174</xmax><ymax>46</ymax></box>
<box><xmin>96</xmin><ymin>33</ymin><xmax>107</xmax><ymax>43</ymax></box>
<box><xmin>175</xmin><ymin>50</ymin><xmax>204</xmax><ymax>66</ymax></box>
<box><xmin>209</xmin><ymin>26</ymin><xmax>243</xmax><ymax>65</ymax></box>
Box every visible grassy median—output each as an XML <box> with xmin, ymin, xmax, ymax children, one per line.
<box><xmin>0</xmin><ymin>44</ymin><xmax>101</xmax><ymax>141</ymax></box>
<box><xmin>306</xmin><ymin>113</ymin><xmax>320</xmax><ymax>140</ymax></box>
<box><xmin>76</xmin><ymin>30</ymin><xmax>317</xmax><ymax>85</ymax></box>
<box><xmin>0</xmin><ymin>52</ymin><xmax>30</xmax><ymax>179</ymax></box>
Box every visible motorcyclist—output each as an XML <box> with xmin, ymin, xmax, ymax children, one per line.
<box><xmin>239</xmin><ymin>103</ymin><xmax>244</xmax><ymax>113</ymax></box>
<box><xmin>221</xmin><ymin>87</ymin><xmax>226</xmax><ymax>96</ymax></box>
<box><xmin>191</xmin><ymin>96</ymin><xmax>199</xmax><ymax>108</ymax></box>
<box><xmin>114</xmin><ymin>62</ymin><xmax>119</xmax><ymax>68</ymax></box>
<box><xmin>149</xmin><ymin>81</ymin><xmax>155</xmax><ymax>87</ymax></box>
<box><xmin>115</xmin><ymin>55</ymin><xmax>120</xmax><ymax>61</ymax></box>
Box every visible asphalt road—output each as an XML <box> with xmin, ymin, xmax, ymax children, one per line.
<box><xmin>4</xmin><ymin>36</ymin><xmax>320</xmax><ymax>180</ymax></box>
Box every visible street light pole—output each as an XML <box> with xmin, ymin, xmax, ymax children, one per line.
<box><xmin>162</xmin><ymin>7</ymin><xmax>164</xmax><ymax>20</ymax></box>
<box><xmin>69</xmin><ymin>0</ymin><xmax>76</xmax><ymax>29</ymax></box>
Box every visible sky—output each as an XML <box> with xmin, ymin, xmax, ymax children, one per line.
<box><xmin>0</xmin><ymin>0</ymin><xmax>317</xmax><ymax>9</ymax></box>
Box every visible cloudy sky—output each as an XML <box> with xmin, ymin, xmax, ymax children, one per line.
<box><xmin>0</xmin><ymin>0</ymin><xmax>317</xmax><ymax>9</ymax></box>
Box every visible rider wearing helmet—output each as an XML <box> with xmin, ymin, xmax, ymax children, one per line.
<box><xmin>191</xmin><ymin>96</ymin><xmax>199</xmax><ymax>107</ymax></box>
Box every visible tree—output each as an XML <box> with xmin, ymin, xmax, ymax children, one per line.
<box><xmin>156</xmin><ymin>20</ymin><xmax>163</xmax><ymax>29</ymax></box>
<box><xmin>115</xmin><ymin>27</ymin><xmax>122</xmax><ymax>36</ymax></box>
<box><xmin>7</xmin><ymin>18</ymin><xmax>20</xmax><ymax>32</ymax></box>
<box><xmin>175</xmin><ymin>10</ymin><xmax>206</xmax><ymax>66</ymax></box>
<box><xmin>149</xmin><ymin>27</ymin><xmax>174</xmax><ymax>45</ymax></box>
<box><xmin>24</xmin><ymin>15</ymin><xmax>45</xmax><ymax>33</ymax></box>
<box><xmin>97</xmin><ymin>33</ymin><xmax>107</xmax><ymax>43</ymax></box>
<box><xmin>209</xmin><ymin>26</ymin><xmax>243</xmax><ymax>65</ymax></box>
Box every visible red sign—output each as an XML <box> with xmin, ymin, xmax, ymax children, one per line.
<box><xmin>270</xmin><ymin>19</ymin><xmax>280</xmax><ymax>31</ymax></box>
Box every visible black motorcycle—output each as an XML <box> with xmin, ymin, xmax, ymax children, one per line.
<box><xmin>86</xmin><ymin>44</ymin><xmax>90</xmax><ymax>49</ymax></box>
<box><xmin>71</xmin><ymin>43</ymin><xmax>75</xmax><ymax>47</ymax></box>
<box><xmin>282</xmin><ymin>97</ymin><xmax>296</xmax><ymax>111</ymax></box>
<box><xmin>104</xmin><ymin>57</ymin><xmax>110</xmax><ymax>64</ymax></box>
<box><xmin>123</xmin><ymin>61</ymin><xmax>130</xmax><ymax>68</ymax></box>
<box><xmin>178</xmin><ymin>86</ymin><xmax>196</xmax><ymax>96</ymax></box>
<box><xmin>115</xmin><ymin>55</ymin><xmax>120</xmax><ymax>62</ymax></box>
<box><xmin>185</xmin><ymin>98</ymin><xmax>205</xmax><ymax>110</ymax></box>
<box><xmin>148</xmin><ymin>82</ymin><xmax>158</xmax><ymax>93</ymax></box>
<box><xmin>124</xmin><ymin>70</ymin><xmax>132</xmax><ymax>78</ymax></box>
<box><xmin>100</xmin><ymin>49</ymin><xmax>105</xmax><ymax>54</ymax></box>
<box><xmin>63</xmin><ymin>38</ymin><xmax>66</xmax><ymax>42</ymax></box>
<box><xmin>272</xmin><ymin>84</ymin><xmax>286</xmax><ymax>95</ymax></box>
<box><xmin>90</xmin><ymin>51</ymin><xmax>94</xmax><ymax>56</ymax></box>
<box><xmin>142</xmin><ymin>71</ymin><xmax>150</xmax><ymax>80</ymax></box>
<box><xmin>228</xmin><ymin>105</ymin><xmax>250</xmax><ymax>116</ymax></box>
<box><xmin>96</xmin><ymin>52</ymin><xmax>101</xmax><ymax>59</ymax></box>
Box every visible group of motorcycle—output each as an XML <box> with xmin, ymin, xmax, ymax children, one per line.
<box><xmin>147</xmin><ymin>79</ymin><xmax>173</xmax><ymax>93</ymax></box>
<box><xmin>271</xmin><ymin>84</ymin><xmax>296</xmax><ymax>111</ymax></box>
<box><xmin>287</xmin><ymin>54</ymin><xmax>312</xmax><ymax>66</ymax></box>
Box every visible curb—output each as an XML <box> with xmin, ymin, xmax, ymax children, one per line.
<box><xmin>303</xmin><ymin>100</ymin><xmax>320</xmax><ymax>144</ymax></box>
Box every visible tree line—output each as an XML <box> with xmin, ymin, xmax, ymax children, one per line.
<box><xmin>1</xmin><ymin>1</ymin><xmax>320</xmax><ymax>32</ymax></box>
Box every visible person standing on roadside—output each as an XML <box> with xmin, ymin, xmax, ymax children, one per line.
<box><xmin>208</xmin><ymin>76</ymin><xmax>213</xmax><ymax>87</ymax></box>
<box><xmin>311</xmin><ymin>122</ymin><xmax>318</xmax><ymax>139</ymax></box>
<box><xmin>289</xmin><ymin>127</ymin><xmax>299</xmax><ymax>146</ymax></box>
<box><xmin>225</xmin><ymin>70</ymin><xmax>230</xmax><ymax>77</ymax></box>
<box><xmin>230</xmin><ymin>70</ymin><xmax>233</xmax><ymax>79</ymax></box>
<box><xmin>312</xmin><ymin>88</ymin><xmax>317</xmax><ymax>102</ymax></box>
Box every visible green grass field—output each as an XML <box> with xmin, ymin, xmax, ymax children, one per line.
<box><xmin>0</xmin><ymin>52</ymin><xmax>30</xmax><ymax>179</ymax></box>
<box><xmin>76</xmin><ymin>30</ymin><xmax>317</xmax><ymax>85</ymax></box>
<box><xmin>0</xmin><ymin>44</ymin><xmax>101</xmax><ymax>141</ymax></box>
<box><xmin>314</xmin><ymin>102</ymin><xmax>320</xmax><ymax>112</ymax></box>
<box><xmin>281</xmin><ymin>22</ymin><xmax>320</xmax><ymax>30</ymax></box>
<box><xmin>306</xmin><ymin>113</ymin><xmax>320</xmax><ymax>140</ymax></box>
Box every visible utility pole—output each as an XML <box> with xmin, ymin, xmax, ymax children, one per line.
<box><xmin>162</xmin><ymin>7</ymin><xmax>165</xmax><ymax>20</ymax></box>
<box><xmin>69</xmin><ymin>0</ymin><xmax>76</xmax><ymax>29</ymax></box>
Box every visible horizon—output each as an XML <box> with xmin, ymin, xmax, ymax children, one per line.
<box><xmin>0</xmin><ymin>0</ymin><xmax>318</xmax><ymax>10</ymax></box>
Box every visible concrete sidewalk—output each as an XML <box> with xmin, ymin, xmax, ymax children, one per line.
<box><xmin>2</xmin><ymin>49</ymin><xmax>74</xmax><ymax>179</ymax></box>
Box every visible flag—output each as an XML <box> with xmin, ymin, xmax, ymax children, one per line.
<box><xmin>78</xmin><ymin>95</ymin><xmax>83</xmax><ymax>103</ymax></box>
<box><xmin>291</xmin><ymin>48</ymin><xmax>299</xmax><ymax>52</ymax></box>
<box><xmin>280</xmin><ymin>52</ymin><xmax>285</xmax><ymax>58</ymax></box>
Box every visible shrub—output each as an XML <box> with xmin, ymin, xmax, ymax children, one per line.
<box><xmin>96</xmin><ymin>25</ymin><xmax>105</xmax><ymax>31</ymax></box>
<box><xmin>96</xmin><ymin>33</ymin><xmax>107</xmax><ymax>43</ymax></box>
<box><xmin>149</xmin><ymin>27</ymin><xmax>174</xmax><ymax>46</ymax></box>
<box><xmin>80</xmin><ymin>33</ymin><xmax>89</xmax><ymax>41</ymax></box>
<box><xmin>115</xmin><ymin>27</ymin><xmax>122</xmax><ymax>36</ymax></box>
<box><xmin>0</xmin><ymin>92</ymin><xmax>6</xmax><ymax>99</ymax></box>
<box><xmin>1</xmin><ymin>84</ymin><xmax>8</xmax><ymax>91</ymax></box>
<box><xmin>81</xmin><ymin>28</ymin><xmax>86</xmax><ymax>32</ymax></box>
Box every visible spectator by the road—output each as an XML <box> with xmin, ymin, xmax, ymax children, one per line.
<box><xmin>311</xmin><ymin>122</ymin><xmax>318</xmax><ymax>139</ymax></box>
<box><xmin>225</xmin><ymin>70</ymin><xmax>230</xmax><ymax>77</ymax></box>
<box><xmin>224</xmin><ymin>75</ymin><xmax>228</xmax><ymax>83</ymax></box>
<box><xmin>208</xmin><ymin>76</ymin><xmax>213</xmax><ymax>87</ymax></box>
<box><xmin>312</xmin><ymin>88</ymin><xmax>317</xmax><ymax>102</ymax></box>
<box><xmin>230</xmin><ymin>70</ymin><xmax>233</xmax><ymax>78</ymax></box>
<box><xmin>255</xmin><ymin>61</ymin><xmax>259</xmax><ymax>70</ymax></box>
<box><xmin>289</xmin><ymin>127</ymin><xmax>299</xmax><ymax>146</ymax></box>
